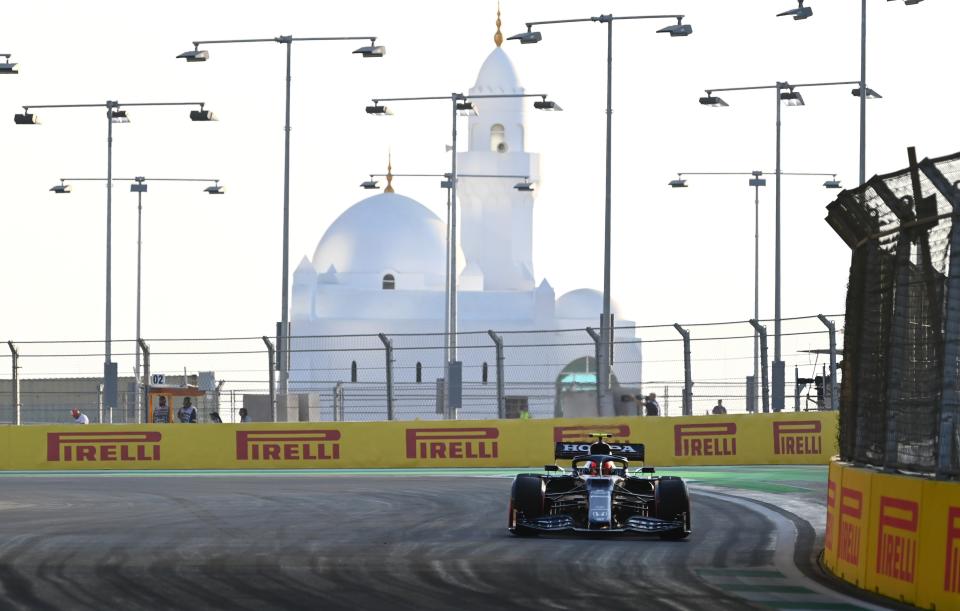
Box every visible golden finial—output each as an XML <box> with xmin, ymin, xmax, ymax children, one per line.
<box><xmin>385</xmin><ymin>151</ymin><xmax>394</xmax><ymax>193</ymax></box>
<box><xmin>494</xmin><ymin>2</ymin><xmax>503</xmax><ymax>47</ymax></box>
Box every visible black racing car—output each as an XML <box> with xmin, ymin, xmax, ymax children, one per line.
<box><xmin>508</xmin><ymin>433</ymin><xmax>691</xmax><ymax>539</ymax></box>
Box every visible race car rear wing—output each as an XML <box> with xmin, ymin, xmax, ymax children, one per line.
<box><xmin>554</xmin><ymin>442</ymin><xmax>645</xmax><ymax>461</ymax></box>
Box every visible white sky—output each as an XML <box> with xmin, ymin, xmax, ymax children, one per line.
<box><xmin>1</xmin><ymin>0</ymin><xmax>956</xmax><ymax>360</ymax></box>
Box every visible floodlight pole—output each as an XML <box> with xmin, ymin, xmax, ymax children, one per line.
<box><xmin>185</xmin><ymin>34</ymin><xmax>381</xmax><ymax>421</ymax></box>
<box><xmin>19</xmin><ymin>100</ymin><xmax>207</xmax><ymax>414</ymax></box>
<box><xmin>368</xmin><ymin>92</ymin><xmax>552</xmax><ymax>417</ymax></box>
<box><xmin>517</xmin><ymin>13</ymin><xmax>687</xmax><ymax>416</ymax></box>
<box><xmin>701</xmin><ymin>80</ymin><xmax>858</xmax><ymax>409</ymax></box>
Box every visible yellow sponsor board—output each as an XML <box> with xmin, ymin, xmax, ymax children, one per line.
<box><xmin>865</xmin><ymin>471</ymin><xmax>922</xmax><ymax>604</ymax></box>
<box><xmin>1</xmin><ymin>412</ymin><xmax>837</xmax><ymax>471</ymax></box>
<box><xmin>823</xmin><ymin>461</ymin><xmax>842</xmax><ymax>572</ymax></box>
<box><xmin>834</xmin><ymin>464</ymin><xmax>871</xmax><ymax>587</ymax></box>
<box><xmin>917</xmin><ymin>478</ymin><xmax>960</xmax><ymax>610</ymax></box>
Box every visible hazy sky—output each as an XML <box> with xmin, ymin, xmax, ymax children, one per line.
<box><xmin>2</xmin><ymin>0</ymin><xmax>956</xmax><ymax>360</ymax></box>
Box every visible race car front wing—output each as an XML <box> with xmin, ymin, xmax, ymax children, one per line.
<box><xmin>519</xmin><ymin>514</ymin><xmax>684</xmax><ymax>533</ymax></box>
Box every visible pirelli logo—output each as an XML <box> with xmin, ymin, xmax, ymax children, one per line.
<box><xmin>875</xmin><ymin>496</ymin><xmax>918</xmax><ymax>583</ymax></box>
<box><xmin>236</xmin><ymin>430</ymin><xmax>341</xmax><ymax>461</ymax></box>
<box><xmin>772</xmin><ymin>420</ymin><xmax>822</xmax><ymax>455</ymax></box>
<box><xmin>673</xmin><ymin>422</ymin><xmax>736</xmax><ymax>457</ymax></box>
<box><xmin>825</xmin><ymin>479</ymin><xmax>836</xmax><ymax>551</ymax></box>
<box><xmin>47</xmin><ymin>431</ymin><xmax>161</xmax><ymax>462</ymax></box>
<box><xmin>553</xmin><ymin>424</ymin><xmax>630</xmax><ymax>443</ymax></box>
<box><xmin>838</xmin><ymin>487</ymin><xmax>863</xmax><ymax>566</ymax></box>
<box><xmin>405</xmin><ymin>427</ymin><xmax>498</xmax><ymax>460</ymax></box>
<box><xmin>944</xmin><ymin>507</ymin><xmax>960</xmax><ymax>593</ymax></box>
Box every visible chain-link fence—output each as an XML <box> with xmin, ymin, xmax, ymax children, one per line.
<box><xmin>827</xmin><ymin>149</ymin><xmax>960</xmax><ymax>476</ymax></box>
<box><xmin>1</xmin><ymin>314</ymin><xmax>841</xmax><ymax>424</ymax></box>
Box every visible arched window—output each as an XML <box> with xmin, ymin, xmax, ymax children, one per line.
<box><xmin>490</xmin><ymin>124</ymin><xmax>507</xmax><ymax>153</ymax></box>
<box><xmin>351</xmin><ymin>361</ymin><xmax>358</xmax><ymax>383</ymax></box>
<box><xmin>382</xmin><ymin>274</ymin><xmax>395</xmax><ymax>290</ymax></box>
<box><xmin>416</xmin><ymin>362</ymin><xmax>422</xmax><ymax>383</ymax></box>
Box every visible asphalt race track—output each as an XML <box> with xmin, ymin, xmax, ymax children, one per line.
<box><xmin>0</xmin><ymin>471</ymin><xmax>883</xmax><ymax>610</ymax></box>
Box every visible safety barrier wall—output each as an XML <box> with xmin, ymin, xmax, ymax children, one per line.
<box><xmin>0</xmin><ymin>412</ymin><xmax>836</xmax><ymax>471</ymax></box>
<box><xmin>823</xmin><ymin>461</ymin><xmax>960</xmax><ymax>609</ymax></box>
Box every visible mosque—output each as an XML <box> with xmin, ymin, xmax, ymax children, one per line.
<box><xmin>289</xmin><ymin>14</ymin><xmax>642</xmax><ymax>419</ymax></box>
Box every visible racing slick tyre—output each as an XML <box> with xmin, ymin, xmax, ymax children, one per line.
<box><xmin>655</xmin><ymin>476</ymin><xmax>691</xmax><ymax>540</ymax></box>
<box><xmin>509</xmin><ymin>474</ymin><xmax>545</xmax><ymax>537</ymax></box>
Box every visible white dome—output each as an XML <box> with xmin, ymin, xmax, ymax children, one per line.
<box><xmin>473</xmin><ymin>47</ymin><xmax>521</xmax><ymax>93</ymax></box>
<box><xmin>556</xmin><ymin>289</ymin><xmax>622</xmax><ymax>320</ymax></box>
<box><xmin>312</xmin><ymin>192</ymin><xmax>445</xmax><ymax>276</ymax></box>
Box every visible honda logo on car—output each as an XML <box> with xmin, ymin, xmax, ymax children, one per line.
<box><xmin>557</xmin><ymin>443</ymin><xmax>642</xmax><ymax>455</ymax></box>
<box><xmin>874</xmin><ymin>496</ymin><xmax>918</xmax><ymax>583</ymax></box>
<box><xmin>553</xmin><ymin>424</ymin><xmax>630</xmax><ymax>443</ymax></box>
<box><xmin>405</xmin><ymin>427</ymin><xmax>498</xmax><ymax>459</ymax></box>
<box><xmin>772</xmin><ymin>420</ymin><xmax>822</xmax><ymax>455</ymax></box>
<box><xmin>673</xmin><ymin>423</ymin><xmax>736</xmax><ymax>457</ymax></box>
<box><xmin>236</xmin><ymin>429</ymin><xmax>341</xmax><ymax>461</ymax></box>
<box><xmin>47</xmin><ymin>431</ymin><xmax>161</xmax><ymax>462</ymax></box>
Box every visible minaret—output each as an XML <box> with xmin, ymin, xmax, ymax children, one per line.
<box><xmin>457</xmin><ymin>5</ymin><xmax>540</xmax><ymax>292</ymax></box>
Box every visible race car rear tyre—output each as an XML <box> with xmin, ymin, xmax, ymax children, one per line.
<box><xmin>655</xmin><ymin>477</ymin><xmax>691</xmax><ymax>540</ymax></box>
<box><xmin>509</xmin><ymin>474</ymin><xmax>545</xmax><ymax>536</ymax></box>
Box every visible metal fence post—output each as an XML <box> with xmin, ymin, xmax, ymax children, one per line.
<box><xmin>817</xmin><ymin>314</ymin><xmax>839</xmax><ymax>410</ymax></box>
<box><xmin>333</xmin><ymin>382</ymin><xmax>344</xmax><ymax>422</ymax></box>
<box><xmin>7</xmin><ymin>341</ymin><xmax>20</xmax><ymax>425</ymax></box>
<box><xmin>137</xmin><ymin>338</ymin><xmax>150</xmax><ymax>424</ymax></box>
<box><xmin>262</xmin><ymin>336</ymin><xmax>277</xmax><ymax>422</ymax></box>
<box><xmin>488</xmin><ymin>330</ymin><xmax>505</xmax><ymax>419</ymax></box>
<box><xmin>749</xmin><ymin>320</ymin><xmax>770</xmax><ymax>413</ymax></box>
<box><xmin>586</xmin><ymin>327</ymin><xmax>602</xmax><ymax>414</ymax></box>
<box><xmin>379</xmin><ymin>333</ymin><xmax>394</xmax><ymax>421</ymax></box>
<box><xmin>673</xmin><ymin>324</ymin><xmax>692</xmax><ymax>416</ymax></box>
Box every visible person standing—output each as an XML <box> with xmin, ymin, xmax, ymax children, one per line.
<box><xmin>238</xmin><ymin>407</ymin><xmax>250</xmax><ymax>423</ymax></box>
<box><xmin>154</xmin><ymin>396</ymin><xmax>170</xmax><ymax>423</ymax></box>
<box><xmin>712</xmin><ymin>399</ymin><xmax>727</xmax><ymax>415</ymax></box>
<box><xmin>177</xmin><ymin>397</ymin><xmax>198</xmax><ymax>423</ymax></box>
<box><xmin>644</xmin><ymin>393</ymin><xmax>660</xmax><ymax>417</ymax></box>
<box><xmin>70</xmin><ymin>409</ymin><xmax>89</xmax><ymax>424</ymax></box>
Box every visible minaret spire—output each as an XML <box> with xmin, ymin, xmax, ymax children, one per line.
<box><xmin>494</xmin><ymin>2</ymin><xmax>503</xmax><ymax>47</ymax></box>
<box><xmin>384</xmin><ymin>151</ymin><xmax>394</xmax><ymax>193</ymax></box>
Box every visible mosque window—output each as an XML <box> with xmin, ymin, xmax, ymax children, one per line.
<box><xmin>482</xmin><ymin>362</ymin><xmax>489</xmax><ymax>384</ymax></box>
<box><xmin>490</xmin><ymin>124</ymin><xmax>507</xmax><ymax>153</ymax></box>
<box><xmin>351</xmin><ymin>361</ymin><xmax>358</xmax><ymax>383</ymax></box>
<box><xmin>416</xmin><ymin>362</ymin><xmax>422</xmax><ymax>383</ymax></box>
<box><xmin>382</xmin><ymin>274</ymin><xmax>395</xmax><ymax>290</ymax></box>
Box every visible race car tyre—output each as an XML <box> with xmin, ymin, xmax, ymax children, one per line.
<box><xmin>509</xmin><ymin>474</ymin><xmax>545</xmax><ymax>536</ymax></box>
<box><xmin>655</xmin><ymin>477</ymin><xmax>691</xmax><ymax>540</ymax></box>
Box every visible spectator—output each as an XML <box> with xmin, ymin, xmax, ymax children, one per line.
<box><xmin>71</xmin><ymin>409</ymin><xmax>89</xmax><ymax>425</ymax></box>
<box><xmin>239</xmin><ymin>407</ymin><xmax>250</xmax><ymax>423</ymax></box>
<box><xmin>644</xmin><ymin>393</ymin><xmax>660</xmax><ymax>417</ymax></box>
<box><xmin>154</xmin><ymin>396</ymin><xmax>169</xmax><ymax>423</ymax></box>
<box><xmin>712</xmin><ymin>399</ymin><xmax>727</xmax><ymax>415</ymax></box>
<box><xmin>177</xmin><ymin>397</ymin><xmax>198</xmax><ymax>423</ymax></box>
<box><xmin>209</xmin><ymin>412</ymin><xmax>223</xmax><ymax>424</ymax></box>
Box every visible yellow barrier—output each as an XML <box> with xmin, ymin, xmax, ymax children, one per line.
<box><xmin>823</xmin><ymin>461</ymin><xmax>960</xmax><ymax>609</ymax></box>
<box><xmin>0</xmin><ymin>412</ymin><xmax>836</xmax><ymax>471</ymax></box>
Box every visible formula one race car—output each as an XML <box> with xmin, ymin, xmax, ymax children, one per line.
<box><xmin>508</xmin><ymin>433</ymin><xmax>691</xmax><ymax>539</ymax></box>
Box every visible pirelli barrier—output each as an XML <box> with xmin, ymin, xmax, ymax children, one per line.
<box><xmin>823</xmin><ymin>461</ymin><xmax>960</xmax><ymax>609</ymax></box>
<box><xmin>0</xmin><ymin>412</ymin><xmax>835</xmax><ymax>471</ymax></box>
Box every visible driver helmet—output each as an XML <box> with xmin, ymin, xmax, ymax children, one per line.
<box><xmin>601</xmin><ymin>460</ymin><xmax>616</xmax><ymax>475</ymax></box>
<box><xmin>584</xmin><ymin>460</ymin><xmax>600</xmax><ymax>476</ymax></box>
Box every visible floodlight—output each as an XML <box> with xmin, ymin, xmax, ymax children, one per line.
<box><xmin>668</xmin><ymin>178</ymin><xmax>687</xmax><ymax>188</ymax></box>
<box><xmin>190</xmin><ymin>109</ymin><xmax>217</xmax><ymax>121</ymax></box>
<box><xmin>0</xmin><ymin>61</ymin><xmax>18</xmax><ymax>75</ymax></box>
<box><xmin>850</xmin><ymin>87</ymin><xmax>882</xmax><ymax>99</ymax></box>
<box><xmin>777</xmin><ymin>1</ymin><xmax>813</xmax><ymax>20</ymax></box>
<box><xmin>533</xmin><ymin>100</ymin><xmax>562</xmax><ymax>111</ymax></box>
<box><xmin>50</xmin><ymin>183</ymin><xmax>72</xmax><ymax>194</ymax></box>
<box><xmin>177</xmin><ymin>49</ymin><xmax>209</xmax><ymax>62</ymax></box>
<box><xmin>780</xmin><ymin>89</ymin><xmax>805</xmax><ymax>106</ymax></box>
<box><xmin>130</xmin><ymin>182</ymin><xmax>148</xmax><ymax>193</ymax></box>
<box><xmin>657</xmin><ymin>23</ymin><xmax>693</xmax><ymax>37</ymax></box>
<box><xmin>456</xmin><ymin>101</ymin><xmax>478</xmax><ymax>116</ymax></box>
<box><xmin>110</xmin><ymin>109</ymin><xmax>130</xmax><ymax>123</ymax></box>
<box><xmin>360</xmin><ymin>179</ymin><xmax>379</xmax><ymax>190</ymax></box>
<box><xmin>205</xmin><ymin>184</ymin><xmax>225</xmax><ymax>195</ymax></box>
<box><xmin>749</xmin><ymin>177</ymin><xmax>767</xmax><ymax>187</ymax></box>
<box><xmin>699</xmin><ymin>95</ymin><xmax>728</xmax><ymax>107</ymax></box>
<box><xmin>14</xmin><ymin>112</ymin><xmax>38</xmax><ymax>124</ymax></box>
<box><xmin>508</xmin><ymin>31</ymin><xmax>542</xmax><ymax>44</ymax></box>
<box><xmin>366</xmin><ymin>104</ymin><xmax>392</xmax><ymax>115</ymax></box>
<box><xmin>514</xmin><ymin>181</ymin><xmax>534</xmax><ymax>192</ymax></box>
<box><xmin>353</xmin><ymin>45</ymin><xmax>386</xmax><ymax>58</ymax></box>
<box><xmin>823</xmin><ymin>178</ymin><xmax>842</xmax><ymax>189</ymax></box>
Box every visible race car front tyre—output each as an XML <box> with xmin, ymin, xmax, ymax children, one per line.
<box><xmin>655</xmin><ymin>477</ymin><xmax>691</xmax><ymax>540</ymax></box>
<box><xmin>509</xmin><ymin>474</ymin><xmax>545</xmax><ymax>536</ymax></box>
